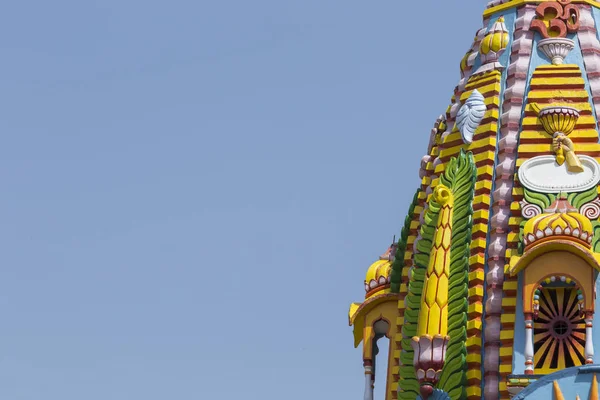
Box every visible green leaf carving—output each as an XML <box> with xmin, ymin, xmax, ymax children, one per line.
<box><xmin>592</xmin><ymin>222</ymin><xmax>600</xmax><ymax>253</ymax></box>
<box><xmin>398</xmin><ymin>150</ymin><xmax>476</xmax><ymax>400</ymax></box>
<box><xmin>569</xmin><ymin>186</ymin><xmax>598</xmax><ymax>209</ymax></box>
<box><xmin>398</xmin><ymin>188</ymin><xmax>441</xmax><ymax>399</ymax></box>
<box><xmin>523</xmin><ymin>188</ymin><xmax>555</xmax><ymax>210</ymax></box>
<box><xmin>522</xmin><ymin>186</ymin><xmax>597</xmax><ymax>213</ymax></box>
<box><xmin>391</xmin><ymin>189</ymin><xmax>421</xmax><ymax>293</ymax></box>
<box><xmin>438</xmin><ymin>150</ymin><xmax>476</xmax><ymax>400</ymax></box>
<box><xmin>517</xmin><ymin>220</ymin><xmax>527</xmax><ymax>256</ymax></box>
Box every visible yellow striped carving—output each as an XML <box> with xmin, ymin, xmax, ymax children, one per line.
<box><xmin>505</xmin><ymin>64</ymin><xmax>600</xmax><ymax>387</ymax></box>
<box><xmin>416</xmin><ymin>185</ymin><xmax>453</xmax><ymax>337</ymax></box>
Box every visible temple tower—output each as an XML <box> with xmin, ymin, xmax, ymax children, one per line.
<box><xmin>348</xmin><ymin>1</ymin><xmax>600</xmax><ymax>399</ymax></box>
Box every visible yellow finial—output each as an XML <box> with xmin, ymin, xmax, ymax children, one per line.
<box><xmin>553</xmin><ymin>380</ymin><xmax>565</xmax><ymax>400</ymax></box>
<box><xmin>480</xmin><ymin>17</ymin><xmax>509</xmax><ymax>56</ymax></box>
<box><xmin>590</xmin><ymin>374</ymin><xmax>599</xmax><ymax>400</ymax></box>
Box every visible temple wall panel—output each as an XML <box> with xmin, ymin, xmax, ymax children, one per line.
<box><xmin>436</xmin><ymin>68</ymin><xmax>506</xmax><ymax>399</ymax></box>
<box><xmin>352</xmin><ymin>3</ymin><xmax>600</xmax><ymax>400</ymax></box>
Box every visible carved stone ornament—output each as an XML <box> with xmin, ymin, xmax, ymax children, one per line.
<box><xmin>456</xmin><ymin>90</ymin><xmax>486</xmax><ymax>144</ymax></box>
<box><xmin>581</xmin><ymin>198</ymin><xmax>600</xmax><ymax>220</ymax></box>
<box><xmin>475</xmin><ymin>17</ymin><xmax>509</xmax><ymax>74</ymax></box>
<box><xmin>520</xmin><ymin>200</ymin><xmax>542</xmax><ymax>219</ymax></box>
<box><xmin>411</xmin><ymin>334</ymin><xmax>450</xmax><ymax>400</ymax></box>
<box><xmin>531</xmin><ymin>0</ymin><xmax>580</xmax><ymax>39</ymax></box>
<box><xmin>518</xmin><ymin>155</ymin><xmax>600</xmax><ymax>193</ymax></box>
<box><xmin>538</xmin><ymin>37</ymin><xmax>575</xmax><ymax>65</ymax></box>
<box><xmin>536</xmin><ymin>105</ymin><xmax>584</xmax><ymax>173</ymax></box>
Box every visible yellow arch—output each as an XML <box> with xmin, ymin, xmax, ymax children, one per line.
<box><xmin>510</xmin><ymin>246</ymin><xmax>597</xmax><ymax>314</ymax></box>
<box><xmin>510</xmin><ymin>240</ymin><xmax>600</xmax><ymax>277</ymax></box>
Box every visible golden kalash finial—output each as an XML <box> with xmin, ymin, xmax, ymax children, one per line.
<box><xmin>532</xmin><ymin>103</ymin><xmax>584</xmax><ymax>173</ymax></box>
<box><xmin>479</xmin><ymin>17</ymin><xmax>509</xmax><ymax>59</ymax></box>
<box><xmin>475</xmin><ymin>16</ymin><xmax>509</xmax><ymax>74</ymax></box>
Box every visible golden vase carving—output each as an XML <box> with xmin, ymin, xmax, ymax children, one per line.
<box><xmin>536</xmin><ymin>105</ymin><xmax>584</xmax><ymax>173</ymax></box>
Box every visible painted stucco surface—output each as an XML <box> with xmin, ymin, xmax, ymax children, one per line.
<box><xmin>349</xmin><ymin>1</ymin><xmax>600</xmax><ymax>400</ymax></box>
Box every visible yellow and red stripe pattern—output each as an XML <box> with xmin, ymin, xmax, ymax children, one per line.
<box><xmin>506</xmin><ymin>64</ymin><xmax>600</xmax><ymax>382</ymax></box>
<box><xmin>434</xmin><ymin>69</ymin><xmax>501</xmax><ymax>399</ymax></box>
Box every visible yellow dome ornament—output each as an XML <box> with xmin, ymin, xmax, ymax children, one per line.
<box><xmin>363</xmin><ymin>248</ymin><xmax>394</xmax><ymax>299</ymax></box>
<box><xmin>347</xmin><ymin>240</ymin><xmax>404</xmax><ymax>400</ymax></box>
<box><xmin>480</xmin><ymin>17</ymin><xmax>509</xmax><ymax>58</ymax></box>
<box><xmin>522</xmin><ymin>195</ymin><xmax>594</xmax><ymax>251</ymax></box>
<box><xmin>476</xmin><ymin>16</ymin><xmax>509</xmax><ymax>74</ymax></box>
<box><xmin>348</xmin><ymin>240</ymin><xmax>398</xmax><ymax>332</ymax></box>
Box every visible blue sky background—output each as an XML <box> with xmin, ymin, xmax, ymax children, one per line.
<box><xmin>0</xmin><ymin>1</ymin><xmax>483</xmax><ymax>399</ymax></box>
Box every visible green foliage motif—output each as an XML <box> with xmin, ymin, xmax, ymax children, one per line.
<box><xmin>437</xmin><ymin>150</ymin><xmax>476</xmax><ymax>400</ymax></box>
<box><xmin>568</xmin><ymin>187</ymin><xmax>599</xmax><ymax>209</ymax></box>
<box><xmin>522</xmin><ymin>186</ymin><xmax>597</xmax><ymax>211</ymax></box>
<box><xmin>592</xmin><ymin>221</ymin><xmax>600</xmax><ymax>253</ymax></box>
<box><xmin>517</xmin><ymin>220</ymin><xmax>527</xmax><ymax>256</ymax></box>
<box><xmin>523</xmin><ymin>188</ymin><xmax>555</xmax><ymax>210</ymax></box>
<box><xmin>398</xmin><ymin>150</ymin><xmax>476</xmax><ymax>400</ymax></box>
<box><xmin>391</xmin><ymin>189</ymin><xmax>421</xmax><ymax>293</ymax></box>
<box><xmin>397</xmin><ymin>189</ymin><xmax>441</xmax><ymax>399</ymax></box>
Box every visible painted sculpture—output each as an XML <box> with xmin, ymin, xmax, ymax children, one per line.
<box><xmin>348</xmin><ymin>0</ymin><xmax>600</xmax><ymax>399</ymax></box>
<box><xmin>457</xmin><ymin>90</ymin><xmax>486</xmax><ymax>144</ymax></box>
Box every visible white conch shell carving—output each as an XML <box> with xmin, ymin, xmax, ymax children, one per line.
<box><xmin>456</xmin><ymin>90</ymin><xmax>486</xmax><ymax>144</ymax></box>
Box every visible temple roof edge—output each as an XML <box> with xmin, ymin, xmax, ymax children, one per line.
<box><xmin>484</xmin><ymin>0</ymin><xmax>600</xmax><ymax>17</ymax></box>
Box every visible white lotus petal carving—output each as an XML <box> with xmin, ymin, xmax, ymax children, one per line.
<box><xmin>518</xmin><ymin>155</ymin><xmax>600</xmax><ymax>193</ymax></box>
<box><xmin>456</xmin><ymin>90</ymin><xmax>486</xmax><ymax>144</ymax></box>
<box><xmin>538</xmin><ymin>37</ymin><xmax>575</xmax><ymax>65</ymax></box>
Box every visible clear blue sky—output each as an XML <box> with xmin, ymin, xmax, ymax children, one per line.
<box><xmin>1</xmin><ymin>1</ymin><xmax>483</xmax><ymax>399</ymax></box>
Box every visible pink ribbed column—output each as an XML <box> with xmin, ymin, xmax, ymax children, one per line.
<box><xmin>483</xmin><ymin>5</ymin><xmax>536</xmax><ymax>400</ymax></box>
<box><xmin>577</xmin><ymin>5</ymin><xmax>600</xmax><ymax>129</ymax></box>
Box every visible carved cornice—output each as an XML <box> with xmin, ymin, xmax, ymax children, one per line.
<box><xmin>484</xmin><ymin>0</ymin><xmax>600</xmax><ymax>18</ymax></box>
